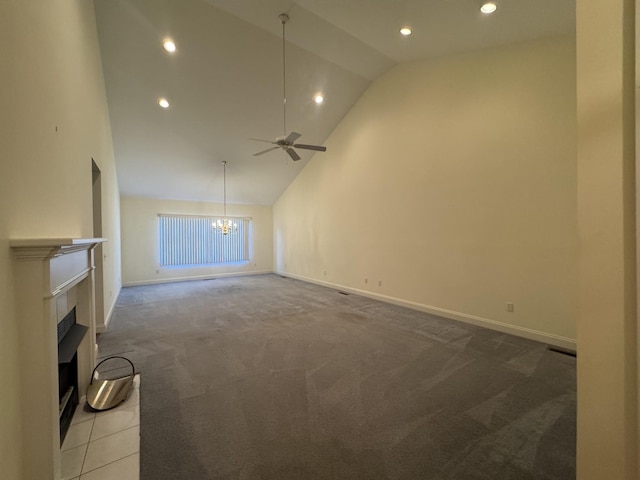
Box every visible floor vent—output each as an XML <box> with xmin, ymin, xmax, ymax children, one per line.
<box><xmin>338</xmin><ymin>291</ymin><xmax>350</xmax><ymax>295</ymax></box>
<box><xmin>548</xmin><ymin>346</ymin><xmax>577</xmax><ymax>358</ymax></box>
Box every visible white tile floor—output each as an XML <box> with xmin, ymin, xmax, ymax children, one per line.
<box><xmin>61</xmin><ymin>375</ymin><xmax>140</xmax><ymax>480</ymax></box>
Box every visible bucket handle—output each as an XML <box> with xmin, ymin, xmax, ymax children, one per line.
<box><xmin>90</xmin><ymin>356</ymin><xmax>135</xmax><ymax>384</ymax></box>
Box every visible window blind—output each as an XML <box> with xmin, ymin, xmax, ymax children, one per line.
<box><xmin>158</xmin><ymin>214</ymin><xmax>250</xmax><ymax>266</ymax></box>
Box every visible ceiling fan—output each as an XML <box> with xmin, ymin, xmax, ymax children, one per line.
<box><xmin>250</xmin><ymin>13</ymin><xmax>327</xmax><ymax>162</ymax></box>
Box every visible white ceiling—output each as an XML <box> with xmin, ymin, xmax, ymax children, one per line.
<box><xmin>94</xmin><ymin>0</ymin><xmax>575</xmax><ymax>206</ymax></box>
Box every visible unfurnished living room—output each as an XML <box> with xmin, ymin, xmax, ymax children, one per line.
<box><xmin>1</xmin><ymin>1</ymin><xmax>637</xmax><ymax>480</ymax></box>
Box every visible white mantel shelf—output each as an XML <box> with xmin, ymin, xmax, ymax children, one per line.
<box><xmin>11</xmin><ymin>237</ymin><xmax>106</xmax><ymax>260</ymax></box>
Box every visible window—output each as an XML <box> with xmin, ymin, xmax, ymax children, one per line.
<box><xmin>158</xmin><ymin>214</ymin><xmax>250</xmax><ymax>266</ymax></box>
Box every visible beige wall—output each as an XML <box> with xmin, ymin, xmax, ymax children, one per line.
<box><xmin>274</xmin><ymin>35</ymin><xmax>577</xmax><ymax>347</ymax></box>
<box><xmin>576</xmin><ymin>0</ymin><xmax>638</xmax><ymax>477</ymax></box>
<box><xmin>0</xmin><ymin>211</ymin><xmax>20</xmax><ymax>478</ymax></box>
<box><xmin>0</xmin><ymin>1</ymin><xmax>121</xmax><ymax>477</ymax></box>
<box><xmin>121</xmin><ymin>196</ymin><xmax>273</xmax><ymax>285</ymax></box>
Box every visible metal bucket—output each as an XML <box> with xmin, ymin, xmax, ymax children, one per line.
<box><xmin>86</xmin><ymin>356</ymin><xmax>135</xmax><ymax>411</ymax></box>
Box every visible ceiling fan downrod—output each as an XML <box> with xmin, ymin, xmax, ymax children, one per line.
<box><xmin>279</xmin><ymin>13</ymin><xmax>289</xmax><ymax>137</ymax></box>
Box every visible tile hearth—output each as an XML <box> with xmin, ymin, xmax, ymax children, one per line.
<box><xmin>61</xmin><ymin>375</ymin><xmax>140</xmax><ymax>480</ymax></box>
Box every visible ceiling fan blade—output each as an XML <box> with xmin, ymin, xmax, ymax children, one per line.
<box><xmin>284</xmin><ymin>132</ymin><xmax>302</xmax><ymax>144</ymax></box>
<box><xmin>249</xmin><ymin>138</ymin><xmax>277</xmax><ymax>144</ymax></box>
<box><xmin>253</xmin><ymin>146</ymin><xmax>280</xmax><ymax>156</ymax></box>
<box><xmin>293</xmin><ymin>143</ymin><xmax>327</xmax><ymax>152</ymax></box>
<box><xmin>285</xmin><ymin>147</ymin><xmax>301</xmax><ymax>161</ymax></box>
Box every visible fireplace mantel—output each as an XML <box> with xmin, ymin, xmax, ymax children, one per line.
<box><xmin>11</xmin><ymin>237</ymin><xmax>105</xmax><ymax>480</ymax></box>
<box><xmin>11</xmin><ymin>237</ymin><xmax>106</xmax><ymax>260</ymax></box>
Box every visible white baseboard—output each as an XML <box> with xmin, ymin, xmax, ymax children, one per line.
<box><xmin>277</xmin><ymin>271</ymin><xmax>576</xmax><ymax>351</ymax></box>
<box><xmin>122</xmin><ymin>270</ymin><xmax>273</xmax><ymax>287</ymax></box>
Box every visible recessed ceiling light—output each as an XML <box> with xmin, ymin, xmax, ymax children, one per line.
<box><xmin>400</xmin><ymin>27</ymin><xmax>412</xmax><ymax>36</ymax></box>
<box><xmin>163</xmin><ymin>39</ymin><xmax>176</xmax><ymax>53</ymax></box>
<box><xmin>158</xmin><ymin>98</ymin><xmax>170</xmax><ymax>108</ymax></box>
<box><xmin>480</xmin><ymin>2</ymin><xmax>497</xmax><ymax>14</ymax></box>
<box><xmin>314</xmin><ymin>94</ymin><xmax>324</xmax><ymax>104</ymax></box>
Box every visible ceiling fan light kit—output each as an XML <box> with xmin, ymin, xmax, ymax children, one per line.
<box><xmin>250</xmin><ymin>13</ymin><xmax>327</xmax><ymax>161</ymax></box>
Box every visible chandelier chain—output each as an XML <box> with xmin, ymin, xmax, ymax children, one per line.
<box><xmin>223</xmin><ymin>160</ymin><xmax>227</xmax><ymax>218</ymax></box>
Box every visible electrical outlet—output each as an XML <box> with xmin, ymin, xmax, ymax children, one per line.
<box><xmin>156</xmin><ymin>269</ymin><xmax>160</xmax><ymax>274</ymax></box>
<box><xmin>324</xmin><ymin>271</ymin><xmax>327</xmax><ymax>276</ymax></box>
<box><xmin>506</xmin><ymin>302</ymin><xmax>514</xmax><ymax>312</ymax></box>
<box><xmin>378</xmin><ymin>280</ymin><xmax>382</xmax><ymax>287</ymax></box>
<box><xmin>364</xmin><ymin>278</ymin><xmax>368</xmax><ymax>284</ymax></box>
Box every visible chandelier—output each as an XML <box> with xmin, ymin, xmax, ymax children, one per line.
<box><xmin>213</xmin><ymin>161</ymin><xmax>238</xmax><ymax>235</ymax></box>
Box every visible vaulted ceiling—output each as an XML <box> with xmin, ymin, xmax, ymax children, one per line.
<box><xmin>94</xmin><ymin>0</ymin><xmax>575</xmax><ymax>206</ymax></box>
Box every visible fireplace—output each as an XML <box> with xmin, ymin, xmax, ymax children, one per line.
<box><xmin>11</xmin><ymin>238</ymin><xmax>105</xmax><ymax>480</ymax></box>
<box><xmin>57</xmin><ymin>307</ymin><xmax>87</xmax><ymax>443</ymax></box>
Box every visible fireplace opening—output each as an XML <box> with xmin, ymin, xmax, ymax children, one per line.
<box><xmin>57</xmin><ymin>308</ymin><xmax>87</xmax><ymax>444</ymax></box>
